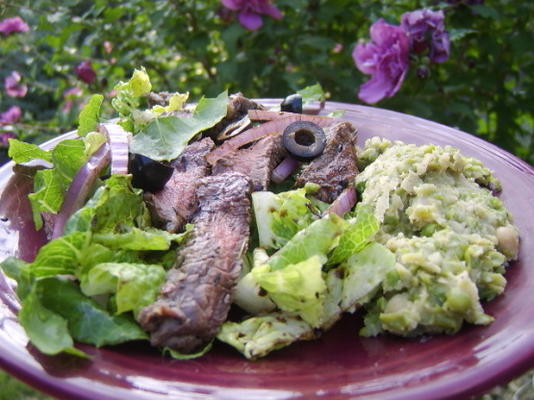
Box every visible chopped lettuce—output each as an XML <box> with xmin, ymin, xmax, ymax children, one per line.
<box><xmin>130</xmin><ymin>90</ymin><xmax>229</xmax><ymax>161</ymax></box>
<box><xmin>7</xmin><ymin>139</ymin><xmax>52</xmax><ymax>163</ymax></box>
<box><xmin>328</xmin><ymin>204</ymin><xmax>380</xmax><ymax>265</ymax></box>
<box><xmin>217</xmin><ymin>313</ymin><xmax>315</xmax><ymax>360</ymax></box>
<box><xmin>19</xmin><ymin>282</ymin><xmax>88</xmax><ymax>357</ymax></box>
<box><xmin>10</xmin><ymin>135</ymin><xmax>98</xmax><ymax>230</ymax></box>
<box><xmin>38</xmin><ymin>277</ymin><xmax>148</xmax><ymax>347</ymax></box>
<box><xmin>252</xmin><ymin>183</ymin><xmax>323</xmax><ymax>250</ymax></box>
<box><xmin>340</xmin><ymin>242</ymin><xmax>396</xmax><ymax>312</ymax></box>
<box><xmin>80</xmin><ymin>262</ymin><xmax>166</xmax><ymax>316</ymax></box>
<box><xmin>151</xmin><ymin>92</ymin><xmax>189</xmax><ymax>115</ymax></box>
<box><xmin>267</xmin><ymin>213</ymin><xmax>347</xmax><ymax>271</ymax></box>
<box><xmin>254</xmin><ymin>255</ymin><xmax>327</xmax><ymax>327</ymax></box>
<box><xmin>78</xmin><ymin>94</ymin><xmax>103</xmax><ymax>136</ymax></box>
<box><xmin>111</xmin><ymin>67</ymin><xmax>152</xmax><ymax>118</ymax></box>
<box><xmin>64</xmin><ymin>174</ymin><xmax>150</xmax><ymax>234</ymax></box>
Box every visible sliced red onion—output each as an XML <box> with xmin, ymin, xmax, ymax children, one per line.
<box><xmin>271</xmin><ymin>155</ymin><xmax>299</xmax><ymax>184</ymax></box>
<box><xmin>325</xmin><ymin>187</ymin><xmax>357</xmax><ymax>217</ymax></box>
<box><xmin>51</xmin><ymin>143</ymin><xmax>111</xmax><ymax>239</ymax></box>
<box><xmin>99</xmin><ymin>123</ymin><xmax>130</xmax><ymax>175</ymax></box>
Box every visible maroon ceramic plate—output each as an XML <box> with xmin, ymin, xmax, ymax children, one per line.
<box><xmin>0</xmin><ymin>101</ymin><xmax>533</xmax><ymax>400</ymax></box>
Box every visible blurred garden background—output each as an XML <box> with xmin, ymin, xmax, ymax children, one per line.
<box><xmin>0</xmin><ymin>0</ymin><xmax>532</xmax><ymax>398</ymax></box>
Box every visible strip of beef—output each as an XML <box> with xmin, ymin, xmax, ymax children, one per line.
<box><xmin>144</xmin><ymin>137</ymin><xmax>214</xmax><ymax>232</ymax></box>
<box><xmin>138</xmin><ymin>172</ymin><xmax>252</xmax><ymax>353</ymax></box>
<box><xmin>212</xmin><ymin>135</ymin><xmax>286</xmax><ymax>191</ymax></box>
<box><xmin>295</xmin><ymin>121</ymin><xmax>359</xmax><ymax>203</ymax></box>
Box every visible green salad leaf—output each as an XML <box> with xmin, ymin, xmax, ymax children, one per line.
<box><xmin>267</xmin><ymin>213</ymin><xmax>347</xmax><ymax>271</ymax></box>
<box><xmin>217</xmin><ymin>313</ymin><xmax>314</xmax><ymax>360</ymax></box>
<box><xmin>78</xmin><ymin>94</ymin><xmax>103</xmax><ymax>136</ymax></box>
<box><xmin>80</xmin><ymin>262</ymin><xmax>166</xmax><ymax>316</ymax></box>
<box><xmin>252</xmin><ymin>183</ymin><xmax>323</xmax><ymax>250</ymax></box>
<box><xmin>328</xmin><ymin>204</ymin><xmax>380</xmax><ymax>265</ymax></box>
<box><xmin>297</xmin><ymin>83</ymin><xmax>326</xmax><ymax>104</ymax></box>
<box><xmin>7</xmin><ymin>139</ymin><xmax>52</xmax><ymax>163</ymax></box>
<box><xmin>38</xmin><ymin>277</ymin><xmax>148</xmax><ymax>347</ymax></box>
<box><xmin>253</xmin><ymin>255</ymin><xmax>327</xmax><ymax>327</ymax></box>
<box><xmin>20</xmin><ymin>283</ymin><xmax>88</xmax><ymax>357</ymax></box>
<box><xmin>130</xmin><ymin>90</ymin><xmax>228</xmax><ymax>161</ymax></box>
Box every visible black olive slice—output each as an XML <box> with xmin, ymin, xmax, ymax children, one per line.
<box><xmin>280</xmin><ymin>94</ymin><xmax>303</xmax><ymax>114</ymax></box>
<box><xmin>282</xmin><ymin>121</ymin><xmax>326</xmax><ymax>161</ymax></box>
<box><xmin>129</xmin><ymin>154</ymin><xmax>174</xmax><ymax>193</ymax></box>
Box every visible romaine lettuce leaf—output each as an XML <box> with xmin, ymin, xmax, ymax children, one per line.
<box><xmin>0</xmin><ymin>257</ymin><xmax>33</xmax><ymax>300</ymax></box>
<box><xmin>38</xmin><ymin>277</ymin><xmax>148</xmax><ymax>346</ymax></box>
<box><xmin>130</xmin><ymin>90</ymin><xmax>228</xmax><ymax>161</ymax></box>
<box><xmin>217</xmin><ymin>313</ymin><xmax>314</xmax><ymax>360</ymax></box>
<box><xmin>64</xmin><ymin>174</ymin><xmax>150</xmax><ymax>235</ymax></box>
<box><xmin>151</xmin><ymin>92</ymin><xmax>189</xmax><ymax>115</ymax></box>
<box><xmin>77</xmin><ymin>94</ymin><xmax>103</xmax><ymax>136</ymax></box>
<box><xmin>19</xmin><ymin>283</ymin><xmax>87</xmax><ymax>357</ymax></box>
<box><xmin>328</xmin><ymin>204</ymin><xmax>380</xmax><ymax>265</ymax></box>
<box><xmin>7</xmin><ymin>139</ymin><xmax>52</xmax><ymax>163</ymax></box>
<box><xmin>80</xmin><ymin>262</ymin><xmax>166</xmax><ymax>316</ymax></box>
<box><xmin>24</xmin><ymin>138</ymin><xmax>89</xmax><ymax>230</ymax></box>
<box><xmin>92</xmin><ymin>227</ymin><xmax>189</xmax><ymax>250</ymax></box>
<box><xmin>267</xmin><ymin>213</ymin><xmax>347</xmax><ymax>271</ymax></box>
<box><xmin>252</xmin><ymin>255</ymin><xmax>327</xmax><ymax>327</ymax></box>
<box><xmin>111</xmin><ymin>67</ymin><xmax>152</xmax><ymax>117</ymax></box>
<box><xmin>28</xmin><ymin>232</ymin><xmax>90</xmax><ymax>277</ymax></box>
<box><xmin>341</xmin><ymin>242</ymin><xmax>396</xmax><ymax>312</ymax></box>
<box><xmin>252</xmin><ymin>183</ymin><xmax>322</xmax><ymax>250</ymax></box>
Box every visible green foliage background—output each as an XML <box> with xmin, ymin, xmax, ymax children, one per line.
<box><xmin>0</xmin><ymin>0</ymin><xmax>533</xmax><ymax>163</ymax></box>
<box><xmin>0</xmin><ymin>0</ymin><xmax>532</xmax><ymax>397</ymax></box>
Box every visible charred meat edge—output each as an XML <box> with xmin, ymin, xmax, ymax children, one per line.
<box><xmin>138</xmin><ymin>172</ymin><xmax>252</xmax><ymax>353</ymax></box>
<box><xmin>144</xmin><ymin>137</ymin><xmax>214</xmax><ymax>233</ymax></box>
<box><xmin>295</xmin><ymin>121</ymin><xmax>359</xmax><ymax>203</ymax></box>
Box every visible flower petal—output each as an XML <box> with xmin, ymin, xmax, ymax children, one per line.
<box><xmin>221</xmin><ymin>0</ymin><xmax>241</xmax><ymax>10</ymax></box>
<box><xmin>0</xmin><ymin>16</ymin><xmax>30</xmax><ymax>36</ymax></box>
<box><xmin>238</xmin><ymin>10</ymin><xmax>263</xmax><ymax>30</ymax></box>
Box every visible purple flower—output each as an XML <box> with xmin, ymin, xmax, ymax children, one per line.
<box><xmin>0</xmin><ymin>132</ymin><xmax>16</xmax><ymax>147</ymax></box>
<box><xmin>353</xmin><ymin>19</ymin><xmax>410</xmax><ymax>104</ymax></box>
<box><xmin>4</xmin><ymin>71</ymin><xmax>28</xmax><ymax>98</ymax></box>
<box><xmin>62</xmin><ymin>87</ymin><xmax>83</xmax><ymax>112</ymax></box>
<box><xmin>401</xmin><ymin>9</ymin><xmax>450</xmax><ymax>63</ymax></box>
<box><xmin>0</xmin><ymin>106</ymin><xmax>22</xmax><ymax>125</ymax></box>
<box><xmin>75</xmin><ymin>61</ymin><xmax>96</xmax><ymax>84</ymax></box>
<box><xmin>221</xmin><ymin>0</ymin><xmax>282</xmax><ymax>30</ymax></box>
<box><xmin>0</xmin><ymin>16</ymin><xmax>30</xmax><ymax>36</ymax></box>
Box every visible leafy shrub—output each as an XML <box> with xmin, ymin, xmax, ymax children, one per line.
<box><xmin>0</xmin><ymin>0</ymin><xmax>532</xmax><ymax>163</ymax></box>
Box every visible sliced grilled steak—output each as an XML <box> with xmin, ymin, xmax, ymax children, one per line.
<box><xmin>138</xmin><ymin>172</ymin><xmax>252</xmax><ymax>353</ymax></box>
<box><xmin>144</xmin><ymin>137</ymin><xmax>214</xmax><ymax>232</ymax></box>
<box><xmin>212</xmin><ymin>135</ymin><xmax>286</xmax><ymax>191</ymax></box>
<box><xmin>295</xmin><ymin>121</ymin><xmax>358</xmax><ymax>203</ymax></box>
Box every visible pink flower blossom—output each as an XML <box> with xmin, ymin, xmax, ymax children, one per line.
<box><xmin>353</xmin><ymin>19</ymin><xmax>410</xmax><ymax>104</ymax></box>
<box><xmin>62</xmin><ymin>87</ymin><xmax>83</xmax><ymax>113</ymax></box>
<box><xmin>221</xmin><ymin>0</ymin><xmax>282</xmax><ymax>30</ymax></box>
<box><xmin>4</xmin><ymin>71</ymin><xmax>28</xmax><ymax>98</ymax></box>
<box><xmin>401</xmin><ymin>9</ymin><xmax>450</xmax><ymax>63</ymax></box>
<box><xmin>0</xmin><ymin>16</ymin><xmax>30</xmax><ymax>36</ymax></box>
<box><xmin>75</xmin><ymin>61</ymin><xmax>96</xmax><ymax>84</ymax></box>
<box><xmin>0</xmin><ymin>132</ymin><xmax>16</xmax><ymax>147</ymax></box>
<box><xmin>0</xmin><ymin>106</ymin><xmax>22</xmax><ymax>125</ymax></box>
